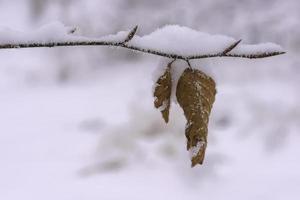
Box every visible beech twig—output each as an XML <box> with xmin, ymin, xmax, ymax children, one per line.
<box><xmin>186</xmin><ymin>59</ymin><xmax>192</xmax><ymax>68</ymax></box>
<box><xmin>123</xmin><ymin>25</ymin><xmax>138</xmax><ymax>43</ymax></box>
<box><xmin>222</xmin><ymin>39</ymin><xmax>242</xmax><ymax>55</ymax></box>
<box><xmin>0</xmin><ymin>26</ymin><xmax>286</xmax><ymax>60</ymax></box>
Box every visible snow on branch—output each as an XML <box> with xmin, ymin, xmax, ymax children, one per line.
<box><xmin>0</xmin><ymin>22</ymin><xmax>285</xmax><ymax>61</ymax></box>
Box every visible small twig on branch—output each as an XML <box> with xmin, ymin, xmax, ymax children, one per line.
<box><xmin>186</xmin><ymin>59</ymin><xmax>192</xmax><ymax>68</ymax></box>
<box><xmin>222</xmin><ymin>39</ymin><xmax>242</xmax><ymax>55</ymax></box>
<box><xmin>0</xmin><ymin>26</ymin><xmax>286</xmax><ymax>60</ymax></box>
<box><xmin>123</xmin><ymin>25</ymin><xmax>138</xmax><ymax>43</ymax></box>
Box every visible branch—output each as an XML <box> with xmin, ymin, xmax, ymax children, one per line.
<box><xmin>0</xmin><ymin>26</ymin><xmax>286</xmax><ymax>61</ymax></box>
<box><xmin>123</xmin><ymin>25</ymin><xmax>138</xmax><ymax>43</ymax></box>
<box><xmin>222</xmin><ymin>39</ymin><xmax>242</xmax><ymax>55</ymax></box>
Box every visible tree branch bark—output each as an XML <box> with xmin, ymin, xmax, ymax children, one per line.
<box><xmin>0</xmin><ymin>26</ymin><xmax>286</xmax><ymax>61</ymax></box>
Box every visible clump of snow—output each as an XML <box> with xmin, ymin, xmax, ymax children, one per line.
<box><xmin>151</xmin><ymin>59</ymin><xmax>171</xmax><ymax>93</ymax></box>
<box><xmin>0</xmin><ymin>21</ymin><xmax>129</xmax><ymax>44</ymax></box>
<box><xmin>99</xmin><ymin>31</ymin><xmax>129</xmax><ymax>42</ymax></box>
<box><xmin>230</xmin><ymin>43</ymin><xmax>283</xmax><ymax>55</ymax></box>
<box><xmin>130</xmin><ymin>25</ymin><xmax>283</xmax><ymax>56</ymax></box>
<box><xmin>0</xmin><ymin>22</ymin><xmax>74</xmax><ymax>44</ymax></box>
<box><xmin>131</xmin><ymin>25</ymin><xmax>236</xmax><ymax>56</ymax></box>
<box><xmin>189</xmin><ymin>141</ymin><xmax>206</xmax><ymax>159</ymax></box>
<box><xmin>158</xmin><ymin>100</ymin><xmax>168</xmax><ymax>112</ymax></box>
<box><xmin>169</xmin><ymin>60</ymin><xmax>188</xmax><ymax>103</ymax></box>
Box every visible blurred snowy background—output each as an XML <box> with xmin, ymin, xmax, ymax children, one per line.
<box><xmin>0</xmin><ymin>0</ymin><xmax>299</xmax><ymax>199</ymax></box>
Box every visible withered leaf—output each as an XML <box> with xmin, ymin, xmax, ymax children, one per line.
<box><xmin>176</xmin><ymin>68</ymin><xmax>216</xmax><ymax>167</ymax></box>
<box><xmin>153</xmin><ymin>64</ymin><xmax>172</xmax><ymax>123</ymax></box>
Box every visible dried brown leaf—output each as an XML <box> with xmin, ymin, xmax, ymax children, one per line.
<box><xmin>176</xmin><ymin>68</ymin><xmax>216</xmax><ymax>167</ymax></box>
<box><xmin>153</xmin><ymin>64</ymin><xmax>172</xmax><ymax>123</ymax></box>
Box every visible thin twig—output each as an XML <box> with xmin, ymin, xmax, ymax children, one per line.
<box><xmin>123</xmin><ymin>25</ymin><xmax>138</xmax><ymax>43</ymax></box>
<box><xmin>0</xmin><ymin>26</ymin><xmax>286</xmax><ymax>60</ymax></box>
<box><xmin>222</xmin><ymin>39</ymin><xmax>242</xmax><ymax>55</ymax></box>
<box><xmin>168</xmin><ymin>58</ymin><xmax>177</xmax><ymax>67</ymax></box>
<box><xmin>186</xmin><ymin>59</ymin><xmax>192</xmax><ymax>68</ymax></box>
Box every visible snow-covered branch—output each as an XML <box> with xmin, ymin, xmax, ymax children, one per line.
<box><xmin>0</xmin><ymin>22</ymin><xmax>285</xmax><ymax>61</ymax></box>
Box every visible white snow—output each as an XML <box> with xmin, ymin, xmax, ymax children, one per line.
<box><xmin>230</xmin><ymin>43</ymin><xmax>283</xmax><ymax>55</ymax></box>
<box><xmin>0</xmin><ymin>21</ymin><xmax>129</xmax><ymax>44</ymax></box>
<box><xmin>0</xmin><ymin>49</ymin><xmax>299</xmax><ymax>200</ymax></box>
<box><xmin>189</xmin><ymin>141</ymin><xmax>206</xmax><ymax>159</ymax></box>
<box><xmin>158</xmin><ymin>100</ymin><xmax>168</xmax><ymax>111</ymax></box>
<box><xmin>130</xmin><ymin>25</ymin><xmax>284</xmax><ymax>56</ymax></box>
<box><xmin>131</xmin><ymin>25</ymin><xmax>235</xmax><ymax>55</ymax></box>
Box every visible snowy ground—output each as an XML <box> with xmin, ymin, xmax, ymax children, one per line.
<box><xmin>0</xmin><ymin>57</ymin><xmax>299</xmax><ymax>200</ymax></box>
